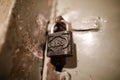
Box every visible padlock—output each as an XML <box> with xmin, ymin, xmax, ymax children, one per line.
<box><xmin>47</xmin><ymin>19</ymin><xmax>73</xmax><ymax>57</ymax></box>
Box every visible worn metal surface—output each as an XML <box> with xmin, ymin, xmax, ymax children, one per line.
<box><xmin>0</xmin><ymin>0</ymin><xmax>51</xmax><ymax>80</ymax></box>
<box><xmin>43</xmin><ymin>0</ymin><xmax>120</xmax><ymax>80</ymax></box>
<box><xmin>47</xmin><ymin>30</ymin><xmax>73</xmax><ymax>56</ymax></box>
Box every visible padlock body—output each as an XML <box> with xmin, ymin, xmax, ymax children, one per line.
<box><xmin>47</xmin><ymin>31</ymin><xmax>73</xmax><ymax>57</ymax></box>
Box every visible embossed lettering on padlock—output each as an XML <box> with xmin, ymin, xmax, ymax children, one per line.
<box><xmin>47</xmin><ymin>20</ymin><xmax>73</xmax><ymax>57</ymax></box>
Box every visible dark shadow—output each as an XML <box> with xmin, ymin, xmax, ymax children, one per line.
<box><xmin>64</xmin><ymin>43</ymin><xmax>77</xmax><ymax>68</ymax></box>
<box><xmin>50</xmin><ymin>56</ymin><xmax>66</xmax><ymax>72</ymax></box>
<box><xmin>72</xmin><ymin>28</ymin><xmax>100</xmax><ymax>32</ymax></box>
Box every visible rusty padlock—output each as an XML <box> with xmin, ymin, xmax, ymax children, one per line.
<box><xmin>47</xmin><ymin>18</ymin><xmax>73</xmax><ymax>57</ymax></box>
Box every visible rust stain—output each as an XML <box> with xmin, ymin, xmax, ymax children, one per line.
<box><xmin>46</xmin><ymin>62</ymin><xmax>61</xmax><ymax>80</ymax></box>
<box><xmin>9</xmin><ymin>46</ymin><xmax>34</xmax><ymax>80</ymax></box>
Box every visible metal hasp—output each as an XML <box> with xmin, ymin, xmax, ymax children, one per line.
<box><xmin>47</xmin><ymin>16</ymin><xmax>73</xmax><ymax>57</ymax></box>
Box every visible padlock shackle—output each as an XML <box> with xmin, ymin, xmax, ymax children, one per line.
<box><xmin>50</xmin><ymin>20</ymin><xmax>70</xmax><ymax>34</ymax></box>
